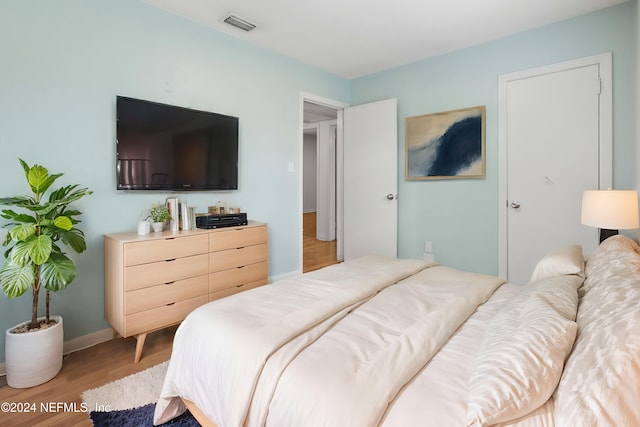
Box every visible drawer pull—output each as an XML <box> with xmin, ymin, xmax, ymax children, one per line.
<box><xmin>165</xmin><ymin>258</ymin><xmax>176</xmax><ymax>262</ymax></box>
<box><xmin>236</xmin><ymin>265</ymin><xmax>245</xmax><ymax>269</ymax></box>
<box><xmin>164</xmin><ymin>281</ymin><xmax>175</xmax><ymax>285</ymax></box>
<box><xmin>166</xmin><ymin>302</ymin><xmax>176</xmax><ymax>306</ymax></box>
<box><xmin>165</xmin><ymin>237</ymin><xmax>176</xmax><ymax>241</ymax></box>
<box><xmin>236</xmin><ymin>246</ymin><xmax>245</xmax><ymax>250</ymax></box>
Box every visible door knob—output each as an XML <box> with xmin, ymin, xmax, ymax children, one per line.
<box><xmin>386</xmin><ymin>193</ymin><xmax>397</xmax><ymax>200</ymax></box>
<box><xmin>510</xmin><ymin>201</ymin><xmax>521</xmax><ymax>209</ymax></box>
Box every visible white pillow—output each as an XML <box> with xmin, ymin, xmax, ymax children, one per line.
<box><xmin>466</xmin><ymin>275</ymin><xmax>581</xmax><ymax>427</ymax></box>
<box><xmin>528</xmin><ymin>244</ymin><xmax>584</xmax><ymax>284</ymax></box>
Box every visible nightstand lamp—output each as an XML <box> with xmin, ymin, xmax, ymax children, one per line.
<box><xmin>581</xmin><ymin>189</ymin><xmax>639</xmax><ymax>243</ymax></box>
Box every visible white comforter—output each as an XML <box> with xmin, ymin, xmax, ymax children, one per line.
<box><xmin>154</xmin><ymin>256</ymin><xmax>505</xmax><ymax>427</ymax></box>
<box><xmin>381</xmin><ymin>283</ymin><xmax>556</xmax><ymax>427</ymax></box>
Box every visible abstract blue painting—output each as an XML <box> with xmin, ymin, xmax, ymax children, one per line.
<box><xmin>405</xmin><ymin>106</ymin><xmax>485</xmax><ymax>180</ymax></box>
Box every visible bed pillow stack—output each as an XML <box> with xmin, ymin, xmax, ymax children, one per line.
<box><xmin>465</xmin><ymin>274</ymin><xmax>582</xmax><ymax>427</ymax></box>
<box><xmin>554</xmin><ymin>235</ymin><xmax>640</xmax><ymax>427</ymax></box>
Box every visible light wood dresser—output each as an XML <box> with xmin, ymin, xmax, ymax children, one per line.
<box><xmin>104</xmin><ymin>221</ymin><xmax>268</xmax><ymax>362</ymax></box>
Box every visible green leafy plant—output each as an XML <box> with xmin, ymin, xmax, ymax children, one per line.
<box><xmin>149</xmin><ymin>203</ymin><xmax>170</xmax><ymax>223</ymax></box>
<box><xmin>0</xmin><ymin>159</ymin><xmax>92</xmax><ymax>331</ymax></box>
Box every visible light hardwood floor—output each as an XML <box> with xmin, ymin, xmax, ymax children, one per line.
<box><xmin>0</xmin><ymin>327</ymin><xmax>176</xmax><ymax>427</ymax></box>
<box><xmin>303</xmin><ymin>212</ymin><xmax>340</xmax><ymax>272</ymax></box>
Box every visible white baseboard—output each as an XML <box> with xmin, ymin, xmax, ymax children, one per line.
<box><xmin>62</xmin><ymin>327</ymin><xmax>114</xmax><ymax>355</ymax></box>
<box><xmin>0</xmin><ymin>327</ymin><xmax>114</xmax><ymax>378</ymax></box>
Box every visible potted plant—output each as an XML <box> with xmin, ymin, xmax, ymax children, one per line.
<box><xmin>149</xmin><ymin>203</ymin><xmax>170</xmax><ymax>232</ymax></box>
<box><xmin>0</xmin><ymin>159</ymin><xmax>92</xmax><ymax>388</ymax></box>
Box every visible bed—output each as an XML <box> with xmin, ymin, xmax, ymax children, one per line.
<box><xmin>153</xmin><ymin>234</ymin><xmax>640</xmax><ymax>427</ymax></box>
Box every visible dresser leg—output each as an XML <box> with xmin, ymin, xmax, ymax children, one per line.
<box><xmin>134</xmin><ymin>333</ymin><xmax>147</xmax><ymax>363</ymax></box>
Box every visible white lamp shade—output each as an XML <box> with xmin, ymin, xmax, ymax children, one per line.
<box><xmin>581</xmin><ymin>190</ymin><xmax>640</xmax><ymax>230</ymax></box>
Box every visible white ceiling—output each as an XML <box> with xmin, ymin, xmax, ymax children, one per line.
<box><xmin>303</xmin><ymin>101</ymin><xmax>338</xmax><ymax>124</ymax></box>
<box><xmin>142</xmin><ymin>0</ymin><xmax>627</xmax><ymax>79</ymax></box>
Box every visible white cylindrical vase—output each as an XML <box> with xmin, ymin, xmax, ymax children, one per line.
<box><xmin>5</xmin><ymin>315</ymin><xmax>64</xmax><ymax>388</ymax></box>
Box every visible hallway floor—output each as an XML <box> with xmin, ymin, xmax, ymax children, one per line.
<box><xmin>303</xmin><ymin>212</ymin><xmax>339</xmax><ymax>272</ymax></box>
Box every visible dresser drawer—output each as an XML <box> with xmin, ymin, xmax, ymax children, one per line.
<box><xmin>209</xmin><ymin>243</ymin><xmax>268</xmax><ymax>272</ymax></box>
<box><xmin>209</xmin><ymin>279</ymin><xmax>266</xmax><ymax>302</ymax></box>
<box><xmin>209</xmin><ymin>226</ymin><xmax>267</xmax><ymax>252</ymax></box>
<box><xmin>124</xmin><ymin>294</ymin><xmax>208</xmax><ymax>337</ymax></box>
<box><xmin>125</xmin><ymin>253</ymin><xmax>209</xmax><ymax>291</ymax></box>
<box><xmin>209</xmin><ymin>261</ymin><xmax>268</xmax><ymax>293</ymax></box>
<box><xmin>125</xmin><ymin>274</ymin><xmax>208</xmax><ymax>315</ymax></box>
<box><xmin>124</xmin><ymin>234</ymin><xmax>209</xmax><ymax>266</ymax></box>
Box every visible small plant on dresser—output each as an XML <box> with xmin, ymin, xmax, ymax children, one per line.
<box><xmin>149</xmin><ymin>203</ymin><xmax>171</xmax><ymax>232</ymax></box>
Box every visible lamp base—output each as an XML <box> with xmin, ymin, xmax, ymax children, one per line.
<box><xmin>599</xmin><ymin>228</ymin><xmax>618</xmax><ymax>243</ymax></box>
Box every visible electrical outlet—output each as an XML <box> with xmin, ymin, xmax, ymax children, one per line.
<box><xmin>424</xmin><ymin>241</ymin><xmax>432</xmax><ymax>253</ymax></box>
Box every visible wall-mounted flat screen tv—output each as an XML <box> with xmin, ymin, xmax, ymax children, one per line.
<box><xmin>116</xmin><ymin>96</ymin><xmax>239</xmax><ymax>191</ymax></box>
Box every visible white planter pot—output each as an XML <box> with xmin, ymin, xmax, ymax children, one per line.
<box><xmin>5</xmin><ymin>315</ymin><xmax>64</xmax><ymax>388</ymax></box>
<box><xmin>152</xmin><ymin>222</ymin><xmax>164</xmax><ymax>232</ymax></box>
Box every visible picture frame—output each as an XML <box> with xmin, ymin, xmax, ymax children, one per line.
<box><xmin>405</xmin><ymin>105</ymin><xmax>486</xmax><ymax>180</ymax></box>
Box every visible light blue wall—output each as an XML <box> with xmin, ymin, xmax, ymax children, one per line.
<box><xmin>0</xmin><ymin>0</ymin><xmax>636</xmax><ymax>363</ymax></box>
<box><xmin>351</xmin><ymin>2</ymin><xmax>637</xmax><ymax>274</ymax></box>
<box><xmin>0</xmin><ymin>0</ymin><xmax>349</xmax><ymax>360</ymax></box>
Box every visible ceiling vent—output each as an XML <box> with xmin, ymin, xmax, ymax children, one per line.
<box><xmin>222</xmin><ymin>13</ymin><xmax>256</xmax><ymax>32</ymax></box>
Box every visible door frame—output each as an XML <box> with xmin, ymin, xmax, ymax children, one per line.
<box><xmin>497</xmin><ymin>52</ymin><xmax>613</xmax><ymax>279</ymax></box>
<box><xmin>299</xmin><ymin>92</ymin><xmax>350</xmax><ymax>272</ymax></box>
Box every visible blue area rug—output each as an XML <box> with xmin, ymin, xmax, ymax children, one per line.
<box><xmin>90</xmin><ymin>403</ymin><xmax>199</xmax><ymax>427</ymax></box>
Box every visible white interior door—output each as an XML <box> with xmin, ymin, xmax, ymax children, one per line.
<box><xmin>342</xmin><ymin>98</ymin><xmax>398</xmax><ymax>260</ymax></box>
<box><xmin>499</xmin><ymin>54</ymin><xmax>612</xmax><ymax>284</ymax></box>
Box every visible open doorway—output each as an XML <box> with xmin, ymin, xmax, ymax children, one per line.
<box><xmin>301</xmin><ymin>98</ymin><xmax>342</xmax><ymax>272</ymax></box>
<box><xmin>299</xmin><ymin>94</ymin><xmax>399</xmax><ymax>272</ymax></box>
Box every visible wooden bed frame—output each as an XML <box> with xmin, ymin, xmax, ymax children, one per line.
<box><xmin>183</xmin><ymin>398</ymin><xmax>218</xmax><ymax>427</ymax></box>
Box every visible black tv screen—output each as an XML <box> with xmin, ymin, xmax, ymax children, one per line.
<box><xmin>116</xmin><ymin>96</ymin><xmax>239</xmax><ymax>191</ymax></box>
